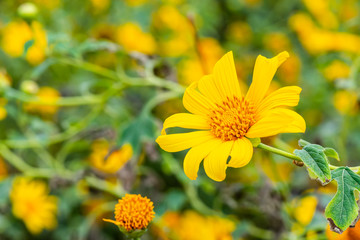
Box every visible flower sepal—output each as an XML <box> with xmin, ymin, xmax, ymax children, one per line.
<box><xmin>118</xmin><ymin>226</ymin><xmax>147</xmax><ymax>239</ymax></box>
<box><xmin>249</xmin><ymin>137</ymin><xmax>261</xmax><ymax>147</ymax></box>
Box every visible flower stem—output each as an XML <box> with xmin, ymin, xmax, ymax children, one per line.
<box><xmin>257</xmin><ymin>143</ymin><xmax>360</xmax><ymax>173</ymax></box>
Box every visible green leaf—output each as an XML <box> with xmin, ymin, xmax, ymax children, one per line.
<box><xmin>118</xmin><ymin>113</ymin><xmax>156</xmax><ymax>154</ymax></box>
<box><xmin>293</xmin><ymin>144</ymin><xmax>331</xmax><ymax>185</ymax></box>
<box><xmin>325</xmin><ymin>167</ymin><xmax>360</xmax><ymax>233</ymax></box>
<box><xmin>324</xmin><ymin>147</ymin><xmax>340</xmax><ymax>161</ymax></box>
<box><xmin>298</xmin><ymin>139</ymin><xmax>311</xmax><ymax>147</ymax></box>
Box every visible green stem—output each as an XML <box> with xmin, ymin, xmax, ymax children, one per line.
<box><xmin>257</xmin><ymin>143</ymin><xmax>360</xmax><ymax>172</ymax></box>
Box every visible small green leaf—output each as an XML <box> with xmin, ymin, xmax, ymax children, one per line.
<box><xmin>294</xmin><ymin>144</ymin><xmax>331</xmax><ymax>185</ymax></box>
<box><xmin>325</xmin><ymin>167</ymin><xmax>360</xmax><ymax>233</ymax></box>
<box><xmin>298</xmin><ymin>139</ymin><xmax>311</xmax><ymax>147</ymax></box>
<box><xmin>324</xmin><ymin>148</ymin><xmax>340</xmax><ymax>161</ymax></box>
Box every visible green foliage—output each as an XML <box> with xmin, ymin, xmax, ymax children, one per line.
<box><xmin>325</xmin><ymin>167</ymin><xmax>360</xmax><ymax>233</ymax></box>
<box><xmin>294</xmin><ymin>144</ymin><xmax>331</xmax><ymax>185</ymax></box>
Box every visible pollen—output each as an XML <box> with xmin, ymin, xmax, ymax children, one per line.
<box><xmin>103</xmin><ymin>194</ymin><xmax>155</xmax><ymax>232</ymax></box>
<box><xmin>209</xmin><ymin>96</ymin><xmax>256</xmax><ymax>141</ymax></box>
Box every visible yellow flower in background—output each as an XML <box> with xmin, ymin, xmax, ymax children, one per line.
<box><xmin>1</xmin><ymin>21</ymin><xmax>47</xmax><ymax>65</ymax></box>
<box><xmin>10</xmin><ymin>177</ymin><xmax>58</xmax><ymax>234</ymax></box>
<box><xmin>277</xmin><ymin>53</ymin><xmax>301</xmax><ymax>84</ymax></box>
<box><xmin>260</xmin><ymin>156</ymin><xmax>294</xmax><ymax>183</ymax></box>
<box><xmin>116</xmin><ymin>22</ymin><xmax>156</xmax><ymax>55</ymax></box>
<box><xmin>302</xmin><ymin>0</ymin><xmax>338</xmax><ymax>30</ymax></box>
<box><xmin>90</xmin><ymin>0</ymin><xmax>110</xmax><ymax>13</ymax></box>
<box><xmin>263</xmin><ymin>32</ymin><xmax>291</xmax><ymax>53</ymax></box>
<box><xmin>0</xmin><ymin>70</ymin><xmax>12</xmax><ymax>120</ymax></box>
<box><xmin>323</xmin><ymin>60</ymin><xmax>350</xmax><ymax>81</ymax></box>
<box><xmin>289</xmin><ymin>13</ymin><xmax>360</xmax><ymax>55</ymax></box>
<box><xmin>124</xmin><ymin>0</ymin><xmax>148</xmax><ymax>7</ymax></box>
<box><xmin>88</xmin><ymin>139</ymin><xmax>133</xmax><ymax>174</ymax></box>
<box><xmin>103</xmin><ymin>194</ymin><xmax>155</xmax><ymax>231</ymax></box>
<box><xmin>339</xmin><ymin>0</ymin><xmax>359</xmax><ymax>22</ymax></box>
<box><xmin>152</xmin><ymin>5</ymin><xmax>194</xmax><ymax>57</ymax></box>
<box><xmin>157</xmin><ymin>51</ymin><xmax>305</xmax><ymax>181</ymax></box>
<box><xmin>24</xmin><ymin>86</ymin><xmax>60</xmax><ymax>116</ymax></box>
<box><xmin>333</xmin><ymin>90</ymin><xmax>358</xmax><ymax>115</ymax></box>
<box><xmin>226</xmin><ymin>21</ymin><xmax>252</xmax><ymax>45</ymax></box>
<box><xmin>293</xmin><ymin>195</ymin><xmax>318</xmax><ymax>226</ymax></box>
<box><xmin>178</xmin><ymin>38</ymin><xmax>224</xmax><ymax>85</ymax></box>
<box><xmin>155</xmin><ymin>211</ymin><xmax>235</xmax><ymax>240</ymax></box>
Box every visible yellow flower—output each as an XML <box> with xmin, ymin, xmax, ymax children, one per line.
<box><xmin>155</xmin><ymin>211</ymin><xmax>235</xmax><ymax>240</ymax></box>
<box><xmin>10</xmin><ymin>177</ymin><xmax>58</xmax><ymax>234</ymax></box>
<box><xmin>116</xmin><ymin>22</ymin><xmax>156</xmax><ymax>55</ymax></box>
<box><xmin>24</xmin><ymin>86</ymin><xmax>60</xmax><ymax>116</ymax></box>
<box><xmin>326</xmin><ymin>221</ymin><xmax>360</xmax><ymax>240</ymax></box>
<box><xmin>263</xmin><ymin>32</ymin><xmax>291</xmax><ymax>53</ymax></box>
<box><xmin>323</xmin><ymin>60</ymin><xmax>350</xmax><ymax>81</ymax></box>
<box><xmin>293</xmin><ymin>195</ymin><xmax>318</xmax><ymax>226</ymax></box>
<box><xmin>103</xmin><ymin>194</ymin><xmax>155</xmax><ymax>231</ymax></box>
<box><xmin>90</xmin><ymin>0</ymin><xmax>110</xmax><ymax>13</ymax></box>
<box><xmin>124</xmin><ymin>0</ymin><xmax>148</xmax><ymax>7</ymax></box>
<box><xmin>1</xmin><ymin>21</ymin><xmax>47</xmax><ymax>65</ymax></box>
<box><xmin>156</xmin><ymin>51</ymin><xmax>306</xmax><ymax>181</ymax></box>
<box><xmin>88</xmin><ymin>139</ymin><xmax>133</xmax><ymax>174</ymax></box>
<box><xmin>302</xmin><ymin>0</ymin><xmax>338</xmax><ymax>29</ymax></box>
<box><xmin>333</xmin><ymin>90</ymin><xmax>358</xmax><ymax>115</ymax></box>
<box><xmin>226</xmin><ymin>21</ymin><xmax>252</xmax><ymax>45</ymax></box>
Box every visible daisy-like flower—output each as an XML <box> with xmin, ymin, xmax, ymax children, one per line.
<box><xmin>103</xmin><ymin>194</ymin><xmax>155</xmax><ymax>233</ymax></box>
<box><xmin>156</xmin><ymin>51</ymin><xmax>305</xmax><ymax>181</ymax></box>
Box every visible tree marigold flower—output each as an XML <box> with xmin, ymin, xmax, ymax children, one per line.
<box><xmin>156</xmin><ymin>51</ymin><xmax>306</xmax><ymax>181</ymax></box>
<box><xmin>103</xmin><ymin>194</ymin><xmax>155</xmax><ymax>233</ymax></box>
<box><xmin>10</xmin><ymin>177</ymin><xmax>58</xmax><ymax>234</ymax></box>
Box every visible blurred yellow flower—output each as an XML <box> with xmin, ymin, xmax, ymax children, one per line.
<box><xmin>116</xmin><ymin>22</ymin><xmax>156</xmax><ymax>55</ymax></box>
<box><xmin>88</xmin><ymin>139</ymin><xmax>133</xmax><ymax>174</ymax></box>
<box><xmin>157</xmin><ymin>51</ymin><xmax>305</xmax><ymax>181</ymax></box>
<box><xmin>152</xmin><ymin>5</ymin><xmax>194</xmax><ymax>57</ymax></box>
<box><xmin>323</xmin><ymin>60</ymin><xmax>350</xmax><ymax>81</ymax></box>
<box><xmin>289</xmin><ymin>13</ymin><xmax>360</xmax><ymax>55</ymax></box>
<box><xmin>178</xmin><ymin>38</ymin><xmax>224</xmax><ymax>85</ymax></box>
<box><xmin>260</xmin><ymin>156</ymin><xmax>294</xmax><ymax>183</ymax></box>
<box><xmin>10</xmin><ymin>177</ymin><xmax>58</xmax><ymax>234</ymax></box>
<box><xmin>263</xmin><ymin>32</ymin><xmax>291</xmax><ymax>53</ymax></box>
<box><xmin>103</xmin><ymin>194</ymin><xmax>155</xmax><ymax>231</ymax></box>
<box><xmin>226</xmin><ymin>21</ymin><xmax>252</xmax><ymax>45</ymax></box>
<box><xmin>1</xmin><ymin>20</ymin><xmax>47</xmax><ymax>65</ymax></box>
<box><xmin>326</xmin><ymin>221</ymin><xmax>360</xmax><ymax>239</ymax></box>
<box><xmin>24</xmin><ymin>86</ymin><xmax>60</xmax><ymax>116</ymax></box>
<box><xmin>333</xmin><ymin>90</ymin><xmax>358</xmax><ymax>115</ymax></box>
<box><xmin>278</xmin><ymin>53</ymin><xmax>301</xmax><ymax>84</ymax></box>
<box><xmin>90</xmin><ymin>0</ymin><xmax>110</xmax><ymax>13</ymax></box>
<box><xmin>124</xmin><ymin>0</ymin><xmax>148</xmax><ymax>7</ymax></box>
<box><xmin>302</xmin><ymin>0</ymin><xmax>338</xmax><ymax>29</ymax></box>
<box><xmin>293</xmin><ymin>195</ymin><xmax>317</xmax><ymax>226</ymax></box>
<box><xmin>155</xmin><ymin>211</ymin><xmax>235</xmax><ymax>240</ymax></box>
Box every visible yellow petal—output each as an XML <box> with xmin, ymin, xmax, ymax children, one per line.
<box><xmin>228</xmin><ymin>137</ymin><xmax>253</xmax><ymax>168</ymax></box>
<box><xmin>198</xmin><ymin>74</ymin><xmax>223</xmax><ymax>104</ymax></box>
<box><xmin>256</xmin><ymin>86</ymin><xmax>302</xmax><ymax>119</ymax></box>
<box><xmin>161</xmin><ymin>113</ymin><xmax>210</xmax><ymax>135</ymax></box>
<box><xmin>183</xmin><ymin>82</ymin><xmax>216</xmax><ymax>116</ymax></box>
<box><xmin>246</xmin><ymin>108</ymin><xmax>306</xmax><ymax>138</ymax></box>
<box><xmin>246</xmin><ymin>51</ymin><xmax>289</xmax><ymax>106</ymax></box>
<box><xmin>103</xmin><ymin>219</ymin><xmax>121</xmax><ymax>225</ymax></box>
<box><xmin>183</xmin><ymin>138</ymin><xmax>222</xmax><ymax>180</ymax></box>
<box><xmin>156</xmin><ymin>131</ymin><xmax>214</xmax><ymax>152</ymax></box>
<box><xmin>204</xmin><ymin>141</ymin><xmax>234</xmax><ymax>182</ymax></box>
<box><xmin>212</xmin><ymin>51</ymin><xmax>242</xmax><ymax>101</ymax></box>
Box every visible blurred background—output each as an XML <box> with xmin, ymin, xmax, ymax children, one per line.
<box><xmin>0</xmin><ymin>0</ymin><xmax>359</xmax><ymax>239</ymax></box>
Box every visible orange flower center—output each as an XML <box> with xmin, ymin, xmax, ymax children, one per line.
<box><xmin>114</xmin><ymin>194</ymin><xmax>155</xmax><ymax>231</ymax></box>
<box><xmin>209</xmin><ymin>96</ymin><xmax>256</xmax><ymax>141</ymax></box>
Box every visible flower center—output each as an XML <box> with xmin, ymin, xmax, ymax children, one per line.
<box><xmin>209</xmin><ymin>96</ymin><xmax>256</xmax><ymax>141</ymax></box>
